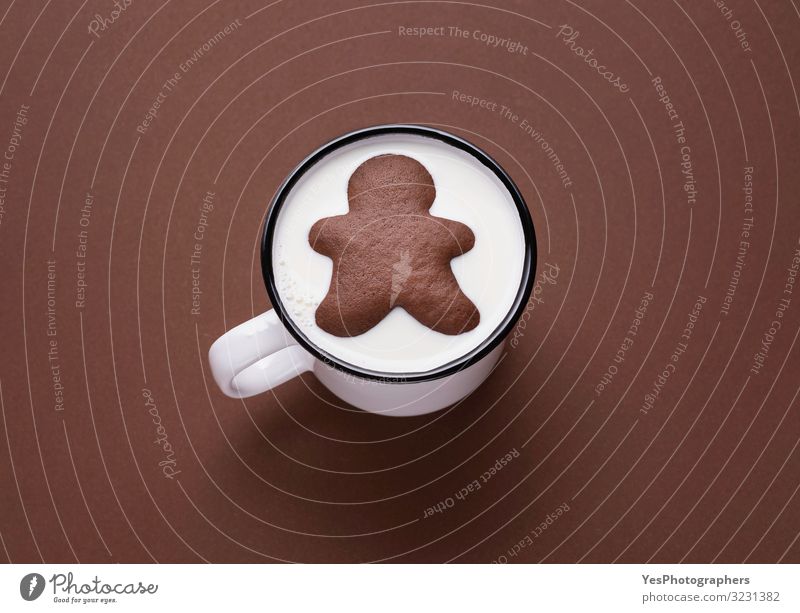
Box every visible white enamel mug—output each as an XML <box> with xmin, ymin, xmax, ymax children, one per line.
<box><xmin>209</xmin><ymin>125</ymin><xmax>536</xmax><ymax>417</ymax></box>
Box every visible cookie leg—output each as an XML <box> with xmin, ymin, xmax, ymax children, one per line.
<box><xmin>315</xmin><ymin>272</ymin><xmax>392</xmax><ymax>337</ymax></box>
<box><xmin>401</xmin><ymin>275</ymin><xmax>480</xmax><ymax>335</ymax></box>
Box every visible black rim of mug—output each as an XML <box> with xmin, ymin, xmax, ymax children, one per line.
<box><xmin>260</xmin><ymin>124</ymin><xmax>536</xmax><ymax>384</ymax></box>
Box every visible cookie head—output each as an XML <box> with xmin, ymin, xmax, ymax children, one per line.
<box><xmin>347</xmin><ymin>154</ymin><xmax>435</xmax><ymax>214</ymax></box>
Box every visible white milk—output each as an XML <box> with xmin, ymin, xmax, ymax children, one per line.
<box><xmin>272</xmin><ymin>133</ymin><xmax>525</xmax><ymax>373</ymax></box>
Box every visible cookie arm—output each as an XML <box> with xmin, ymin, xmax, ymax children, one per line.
<box><xmin>309</xmin><ymin>215</ymin><xmax>347</xmax><ymax>256</ymax></box>
<box><xmin>435</xmin><ymin>218</ymin><xmax>475</xmax><ymax>258</ymax></box>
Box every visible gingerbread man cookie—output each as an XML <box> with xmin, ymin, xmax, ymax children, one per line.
<box><xmin>309</xmin><ymin>154</ymin><xmax>480</xmax><ymax>337</ymax></box>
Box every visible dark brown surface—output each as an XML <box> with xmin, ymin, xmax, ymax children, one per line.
<box><xmin>0</xmin><ymin>0</ymin><xmax>798</xmax><ymax>563</ymax></box>
<box><xmin>310</xmin><ymin>153</ymin><xmax>479</xmax><ymax>336</ymax></box>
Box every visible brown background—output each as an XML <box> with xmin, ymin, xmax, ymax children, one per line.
<box><xmin>0</xmin><ymin>0</ymin><xmax>799</xmax><ymax>563</ymax></box>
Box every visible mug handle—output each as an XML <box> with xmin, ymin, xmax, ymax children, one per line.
<box><xmin>208</xmin><ymin>310</ymin><xmax>314</xmax><ymax>398</ymax></box>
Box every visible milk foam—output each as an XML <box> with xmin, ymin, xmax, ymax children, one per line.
<box><xmin>272</xmin><ymin>133</ymin><xmax>526</xmax><ymax>373</ymax></box>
